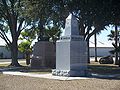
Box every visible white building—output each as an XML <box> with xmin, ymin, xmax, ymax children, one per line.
<box><xmin>90</xmin><ymin>47</ymin><xmax>114</xmax><ymax>57</ymax></box>
<box><xmin>0</xmin><ymin>46</ymin><xmax>24</xmax><ymax>59</ymax></box>
<box><xmin>0</xmin><ymin>45</ymin><xmax>114</xmax><ymax>58</ymax></box>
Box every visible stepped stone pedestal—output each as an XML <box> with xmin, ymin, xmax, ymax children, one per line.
<box><xmin>52</xmin><ymin>14</ymin><xmax>88</xmax><ymax>76</ymax></box>
<box><xmin>31</xmin><ymin>41</ymin><xmax>55</xmax><ymax>68</ymax></box>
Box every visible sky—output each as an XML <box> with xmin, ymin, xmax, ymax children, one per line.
<box><xmin>0</xmin><ymin>33</ymin><xmax>12</xmax><ymax>46</ymax></box>
<box><xmin>89</xmin><ymin>29</ymin><xmax>113</xmax><ymax>47</ymax></box>
<box><xmin>0</xmin><ymin>26</ymin><xmax>114</xmax><ymax>47</ymax></box>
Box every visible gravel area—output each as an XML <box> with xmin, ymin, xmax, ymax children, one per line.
<box><xmin>0</xmin><ymin>74</ymin><xmax>120</xmax><ymax>90</ymax></box>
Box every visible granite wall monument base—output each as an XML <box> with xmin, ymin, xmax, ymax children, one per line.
<box><xmin>31</xmin><ymin>41</ymin><xmax>55</xmax><ymax>68</ymax></box>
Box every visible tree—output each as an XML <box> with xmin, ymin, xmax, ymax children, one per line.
<box><xmin>19</xmin><ymin>29</ymin><xmax>36</xmax><ymax>65</ymax></box>
<box><xmin>109</xmin><ymin>43</ymin><xmax>120</xmax><ymax>66</ymax></box>
<box><xmin>114</xmin><ymin>25</ymin><xmax>119</xmax><ymax>65</ymax></box>
<box><xmin>25</xmin><ymin>0</ymin><xmax>65</xmax><ymax>40</ymax></box>
<box><xmin>106</xmin><ymin>0</ymin><xmax>120</xmax><ymax>65</ymax></box>
<box><xmin>65</xmin><ymin>0</ymin><xmax>109</xmax><ymax>63</ymax></box>
<box><xmin>0</xmin><ymin>0</ymin><xmax>34</xmax><ymax>66</ymax></box>
<box><xmin>66</xmin><ymin>0</ymin><xmax>120</xmax><ymax>63</ymax></box>
<box><xmin>108</xmin><ymin>30</ymin><xmax>120</xmax><ymax>65</ymax></box>
<box><xmin>19</xmin><ymin>41</ymin><xmax>31</xmax><ymax>65</ymax></box>
<box><xmin>24</xmin><ymin>0</ymin><xmax>120</xmax><ymax>64</ymax></box>
<box><xmin>45</xmin><ymin>26</ymin><xmax>61</xmax><ymax>44</ymax></box>
<box><xmin>108</xmin><ymin>30</ymin><xmax>116</xmax><ymax>41</ymax></box>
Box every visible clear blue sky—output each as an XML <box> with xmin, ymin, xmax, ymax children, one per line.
<box><xmin>0</xmin><ymin>26</ymin><xmax>114</xmax><ymax>47</ymax></box>
<box><xmin>90</xmin><ymin>29</ymin><xmax>113</xmax><ymax>47</ymax></box>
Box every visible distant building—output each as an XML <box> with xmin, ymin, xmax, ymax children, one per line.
<box><xmin>0</xmin><ymin>45</ymin><xmax>24</xmax><ymax>59</ymax></box>
<box><xmin>90</xmin><ymin>47</ymin><xmax>114</xmax><ymax>57</ymax></box>
<box><xmin>0</xmin><ymin>45</ymin><xmax>114</xmax><ymax>58</ymax></box>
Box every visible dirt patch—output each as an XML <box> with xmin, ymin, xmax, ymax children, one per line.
<box><xmin>0</xmin><ymin>75</ymin><xmax>120</xmax><ymax>90</ymax></box>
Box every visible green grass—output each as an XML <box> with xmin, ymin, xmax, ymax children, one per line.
<box><xmin>0</xmin><ymin>64</ymin><xmax>9</xmax><ymax>69</ymax></box>
<box><xmin>88</xmin><ymin>62</ymin><xmax>120</xmax><ymax>75</ymax></box>
<box><xmin>19</xmin><ymin>67</ymin><xmax>51</xmax><ymax>74</ymax></box>
<box><xmin>0</xmin><ymin>74</ymin><xmax>3</xmax><ymax>77</ymax></box>
<box><xmin>0</xmin><ymin>61</ymin><xmax>51</xmax><ymax>74</ymax></box>
<box><xmin>0</xmin><ymin>61</ymin><xmax>120</xmax><ymax>75</ymax></box>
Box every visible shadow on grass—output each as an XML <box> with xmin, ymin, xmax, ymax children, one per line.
<box><xmin>0</xmin><ymin>62</ymin><xmax>120</xmax><ymax>80</ymax></box>
<box><xmin>19</xmin><ymin>67</ymin><xmax>51</xmax><ymax>74</ymax></box>
<box><xmin>0</xmin><ymin>65</ymin><xmax>51</xmax><ymax>74</ymax></box>
<box><xmin>88</xmin><ymin>64</ymin><xmax>120</xmax><ymax>80</ymax></box>
<box><xmin>88</xmin><ymin>64</ymin><xmax>120</xmax><ymax>75</ymax></box>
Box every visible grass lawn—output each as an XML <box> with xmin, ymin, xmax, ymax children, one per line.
<box><xmin>0</xmin><ymin>62</ymin><xmax>51</xmax><ymax>74</ymax></box>
<box><xmin>88</xmin><ymin>61</ymin><xmax>120</xmax><ymax>75</ymax></box>
<box><xmin>0</xmin><ymin>64</ymin><xmax>9</xmax><ymax>68</ymax></box>
<box><xmin>0</xmin><ymin>61</ymin><xmax>120</xmax><ymax>90</ymax></box>
<box><xmin>0</xmin><ymin>61</ymin><xmax>120</xmax><ymax>75</ymax></box>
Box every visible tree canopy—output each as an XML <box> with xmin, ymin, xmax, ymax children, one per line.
<box><xmin>1</xmin><ymin>0</ymin><xmax>120</xmax><ymax>66</ymax></box>
<box><xmin>0</xmin><ymin>0</ymin><xmax>34</xmax><ymax>66</ymax></box>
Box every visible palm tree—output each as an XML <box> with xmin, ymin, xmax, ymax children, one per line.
<box><xmin>109</xmin><ymin>43</ymin><xmax>120</xmax><ymax>67</ymax></box>
<box><xmin>45</xmin><ymin>26</ymin><xmax>61</xmax><ymax>44</ymax></box>
<box><xmin>108</xmin><ymin>28</ymin><xmax>120</xmax><ymax>65</ymax></box>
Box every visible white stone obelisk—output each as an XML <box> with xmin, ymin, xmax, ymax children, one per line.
<box><xmin>52</xmin><ymin>14</ymin><xmax>88</xmax><ymax>76</ymax></box>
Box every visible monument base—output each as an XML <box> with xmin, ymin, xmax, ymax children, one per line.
<box><xmin>31</xmin><ymin>41</ymin><xmax>55</xmax><ymax>69</ymax></box>
<box><xmin>52</xmin><ymin>69</ymin><xmax>88</xmax><ymax>77</ymax></box>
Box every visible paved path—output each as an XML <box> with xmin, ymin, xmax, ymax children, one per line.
<box><xmin>2</xmin><ymin>71</ymin><xmax>120</xmax><ymax>80</ymax></box>
<box><xmin>3</xmin><ymin>71</ymin><xmax>89</xmax><ymax>80</ymax></box>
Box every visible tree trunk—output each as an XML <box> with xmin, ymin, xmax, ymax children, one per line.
<box><xmin>119</xmin><ymin>53</ymin><xmax>120</xmax><ymax>67</ymax></box>
<box><xmin>115</xmin><ymin>25</ymin><xmax>118</xmax><ymax>65</ymax></box>
<box><xmin>10</xmin><ymin>39</ymin><xmax>21</xmax><ymax>67</ymax></box>
<box><xmin>87</xmin><ymin>39</ymin><xmax>90</xmax><ymax>63</ymax></box>
<box><xmin>25</xmin><ymin>51</ymin><xmax>30</xmax><ymax>65</ymax></box>
<box><xmin>94</xmin><ymin>33</ymin><xmax>98</xmax><ymax>62</ymax></box>
<box><xmin>119</xmin><ymin>43</ymin><xmax>120</xmax><ymax>67</ymax></box>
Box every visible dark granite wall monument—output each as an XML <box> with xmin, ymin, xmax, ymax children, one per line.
<box><xmin>31</xmin><ymin>42</ymin><xmax>55</xmax><ymax>68</ymax></box>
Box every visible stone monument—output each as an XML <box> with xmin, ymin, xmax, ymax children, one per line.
<box><xmin>31</xmin><ymin>41</ymin><xmax>55</xmax><ymax>68</ymax></box>
<box><xmin>52</xmin><ymin>14</ymin><xmax>88</xmax><ymax>76</ymax></box>
<box><xmin>31</xmin><ymin>28</ymin><xmax>56</xmax><ymax>68</ymax></box>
